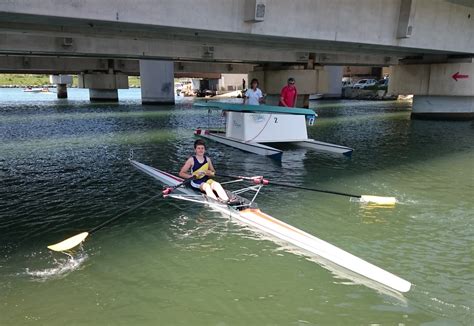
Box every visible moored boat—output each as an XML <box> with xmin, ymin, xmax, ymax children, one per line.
<box><xmin>193</xmin><ymin>102</ymin><xmax>353</xmax><ymax>158</ymax></box>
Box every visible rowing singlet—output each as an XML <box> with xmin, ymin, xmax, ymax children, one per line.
<box><xmin>190</xmin><ymin>155</ymin><xmax>209</xmax><ymax>188</ymax></box>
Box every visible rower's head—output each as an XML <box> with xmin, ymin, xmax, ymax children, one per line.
<box><xmin>250</xmin><ymin>78</ymin><xmax>259</xmax><ymax>90</ymax></box>
<box><xmin>194</xmin><ymin>139</ymin><xmax>206</xmax><ymax>156</ymax></box>
<box><xmin>287</xmin><ymin>77</ymin><xmax>296</xmax><ymax>88</ymax></box>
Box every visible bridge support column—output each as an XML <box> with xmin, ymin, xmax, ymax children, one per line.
<box><xmin>57</xmin><ymin>84</ymin><xmax>68</xmax><ymax>99</ymax></box>
<box><xmin>389</xmin><ymin>61</ymin><xmax>474</xmax><ymax>120</ymax></box>
<box><xmin>248</xmin><ymin>66</ymin><xmax>334</xmax><ymax>107</ymax></box>
<box><xmin>78</xmin><ymin>72</ymin><xmax>128</xmax><ymax>102</ymax></box>
<box><xmin>325</xmin><ymin>66</ymin><xmax>343</xmax><ymax>99</ymax></box>
<box><xmin>140</xmin><ymin>60</ymin><xmax>175</xmax><ymax>105</ymax></box>
<box><xmin>89</xmin><ymin>89</ymin><xmax>119</xmax><ymax>102</ymax></box>
<box><xmin>49</xmin><ymin>75</ymin><xmax>72</xmax><ymax>99</ymax></box>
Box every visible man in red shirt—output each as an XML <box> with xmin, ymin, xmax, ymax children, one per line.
<box><xmin>278</xmin><ymin>77</ymin><xmax>297</xmax><ymax>107</ymax></box>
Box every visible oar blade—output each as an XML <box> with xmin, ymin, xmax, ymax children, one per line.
<box><xmin>47</xmin><ymin>232</ymin><xmax>89</xmax><ymax>252</ymax></box>
<box><xmin>360</xmin><ymin>195</ymin><xmax>397</xmax><ymax>206</ymax></box>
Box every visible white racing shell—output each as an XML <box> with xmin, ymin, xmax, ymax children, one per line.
<box><xmin>130</xmin><ymin>159</ymin><xmax>411</xmax><ymax>293</ymax></box>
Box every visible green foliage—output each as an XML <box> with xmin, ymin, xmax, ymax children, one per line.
<box><xmin>0</xmin><ymin>74</ymin><xmax>141</xmax><ymax>88</ymax></box>
<box><xmin>0</xmin><ymin>74</ymin><xmax>50</xmax><ymax>86</ymax></box>
<box><xmin>128</xmin><ymin>76</ymin><xmax>140</xmax><ymax>87</ymax></box>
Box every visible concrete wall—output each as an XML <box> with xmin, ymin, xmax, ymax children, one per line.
<box><xmin>389</xmin><ymin>62</ymin><xmax>474</xmax><ymax>96</ymax></box>
<box><xmin>218</xmin><ymin>74</ymin><xmax>247</xmax><ymax>91</ymax></box>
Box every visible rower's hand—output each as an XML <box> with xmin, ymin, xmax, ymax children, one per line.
<box><xmin>204</xmin><ymin>170</ymin><xmax>215</xmax><ymax>177</ymax></box>
<box><xmin>196</xmin><ymin>171</ymin><xmax>206</xmax><ymax>177</ymax></box>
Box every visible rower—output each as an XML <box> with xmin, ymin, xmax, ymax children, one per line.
<box><xmin>179</xmin><ymin>139</ymin><xmax>229</xmax><ymax>202</ymax></box>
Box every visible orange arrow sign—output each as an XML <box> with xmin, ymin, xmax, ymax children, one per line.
<box><xmin>452</xmin><ymin>72</ymin><xmax>469</xmax><ymax>81</ymax></box>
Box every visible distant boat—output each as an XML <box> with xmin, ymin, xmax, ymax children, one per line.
<box><xmin>24</xmin><ymin>87</ymin><xmax>51</xmax><ymax>93</ymax></box>
<box><xmin>309</xmin><ymin>93</ymin><xmax>323</xmax><ymax>101</ymax></box>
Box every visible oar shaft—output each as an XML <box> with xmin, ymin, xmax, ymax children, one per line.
<box><xmin>47</xmin><ymin>176</ymin><xmax>194</xmax><ymax>252</ymax></box>
<box><xmin>89</xmin><ymin>178</ymin><xmax>193</xmax><ymax>234</ymax></box>
<box><xmin>89</xmin><ymin>176</ymin><xmax>193</xmax><ymax>234</ymax></box>
<box><xmin>216</xmin><ymin>173</ymin><xmax>361</xmax><ymax>198</ymax></box>
<box><xmin>89</xmin><ymin>193</ymin><xmax>163</xmax><ymax>234</ymax></box>
<box><xmin>267</xmin><ymin>182</ymin><xmax>361</xmax><ymax>198</ymax></box>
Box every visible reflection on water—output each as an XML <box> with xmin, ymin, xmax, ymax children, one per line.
<box><xmin>0</xmin><ymin>89</ymin><xmax>473</xmax><ymax>325</ymax></box>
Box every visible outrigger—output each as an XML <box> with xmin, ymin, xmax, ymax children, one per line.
<box><xmin>129</xmin><ymin>159</ymin><xmax>410</xmax><ymax>293</ymax></box>
<box><xmin>194</xmin><ymin>102</ymin><xmax>353</xmax><ymax>159</ymax></box>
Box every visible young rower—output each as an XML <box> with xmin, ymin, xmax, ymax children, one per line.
<box><xmin>179</xmin><ymin>139</ymin><xmax>229</xmax><ymax>202</ymax></box>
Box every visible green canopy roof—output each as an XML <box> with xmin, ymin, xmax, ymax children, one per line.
<box><xmin>194</xmin><ymin>102</ymin><xmax>317</xmax><ymax>117</ymax></box>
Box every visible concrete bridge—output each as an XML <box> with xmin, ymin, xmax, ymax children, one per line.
<box><xmin>0</xmin><ymin>0</ymin><xmax>473</xmax><ymax>118</ymax></box>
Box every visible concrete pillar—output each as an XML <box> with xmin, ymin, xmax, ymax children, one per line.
<box><xmin>139</xmin><ymin>60</ymin><xmax>174</xmax><ymax>105</ymax></box>
<box><xmin>325</xmin><ymin>66</ymin><xmax>343</xmax><ymax>99</ymax></box>
<box><xmin>89</xmin><ymin>89</ymin><xmax>119</xmax><ymax>102</ymax></box>
<box><xmin>389</xmin><ymin>61</ymin><xmax>474</xmax><ymax>120</ymax></box>
<box><xmin>57</xmin><ymin>84</ymin><xmax>67</xmax><ymax>99</ymax></box>
<box><xmin>50</xmin><ymin>75</ymin><xmax>72</xmax><ymax>99</ymax></box>
<box><xmin>412</xmin><ymin>96</ymin><xmax>473</xmax><ymax>120</ymax></box>
<box><xmin>78</xmin><ymin>72</ymin><xmax>128</xmax><ymax>102</ymax></box>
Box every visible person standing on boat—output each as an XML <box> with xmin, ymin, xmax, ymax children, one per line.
<box><xmin>243</xmin><ymin>78</ymin><xmax>264</xmax><ymax>105</ymax></box>
<box><xmin>279</xmin><ymin>77</ymin><xmax>298</xmax><ymax>107</ymax></box>
<box><xmin>179</xmin><ymin>139</ymin><xmax>229</xmax><ymax>202</ymax></box>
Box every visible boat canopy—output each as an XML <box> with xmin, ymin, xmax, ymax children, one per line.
<box><xmin>194</xmin><ymin>102</ymin><xmax>317</xmax><ymax>119</ymax></box>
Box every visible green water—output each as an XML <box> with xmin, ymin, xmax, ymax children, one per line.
<box><xmin>0</xmin><ymin>89</ymin><xmax>473</xmax><ymax>325</ymax></box>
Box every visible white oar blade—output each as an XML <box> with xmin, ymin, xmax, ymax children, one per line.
<box><xmin>47</xmin><ymin>232</ymin><xmax>89</xmax><ymax>252</ymax></box>
<box><xmin>360</xmin><ymin>195</ymin><xmax>397</xmax><ymax>206</ymax></box>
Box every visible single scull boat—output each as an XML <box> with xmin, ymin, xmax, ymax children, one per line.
<box><xmin>130</xmin><ymin>159</ymin><xmax>411</xmax><ymax>293</ymax></box>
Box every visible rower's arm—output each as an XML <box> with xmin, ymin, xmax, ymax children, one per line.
<box><xmin>207</xmin><ymin>158</ymin><xmax>216</xmax><ymax>176</ymax></box>
<box><xmin>178</xmin><ymin>158</ymin><xmax>194</xmax><ymax>179</ymax></box>
<box><xmin>280</xmin><ymin>91</ymin><xmax>288</xmax><ymax>107</ymax></box>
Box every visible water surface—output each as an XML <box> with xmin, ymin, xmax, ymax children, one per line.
<box><xmin>0</xmin><ymin>89</ymin><xmax>472</xmax><ymax>325</ymax></box>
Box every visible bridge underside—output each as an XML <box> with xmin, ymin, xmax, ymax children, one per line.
<box><xmin>0</xmin><ymin>0</ymin><xmax>472</xmax><ymax>63</ymax></box>
<box><xmin>0</xmin><ymin>56</ymin><xmax>253</xmax><ymax>77</ymax></box>
<box><xmin>0</xmin><ymin>0</ymin><xmax>472</xmax><ymax>119</ymax></box>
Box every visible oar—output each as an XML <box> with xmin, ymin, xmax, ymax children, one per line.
<box><xmin>47</xmin><ymin>177</ymin><xmax>194</xmax><ymax>252</ymax></box>
<box><xmin>216</xmin><ymin>174</ymin><xmax>397</xmax><ymax>205</ymax></box>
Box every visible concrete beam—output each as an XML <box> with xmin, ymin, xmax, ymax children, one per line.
<box><xmin>0</xmin><ymin>0</ymin><xmax>472</xmax><ymax>55</ymax></box>
<box><xmin>174</xmin><ymin>72</ymin><xmax>221</xmax><ymax>79</ymax></box>
<box><xmin>313</xmin><ymin>53</ymin><xmax>398</xmax><ymax>66</ymax></box>
<box><xmin>0</xmin><ymin>56</ymin><xmax>255</xmax><ymax>75</ymax></box>
<box><xmin>0</xmin><ymin>33</ymin><xmax>313</xmax><ymax>64</ymax></box>
<box><xmin>397</xmin><ymin>0</ymin><xmax>417</xmax><ymax>39</ymax></box>
<box><xmin>0</xmin><ymin>56</ymin><xmax>138</xmax><ymax>74</ymax></box>
<box><xmin>78</xmin><ymin>73</ymin><xmax>128</xmax><ymax>89</ymax></box>
<box><xmin>174</xmin><ymin>62</ymin><xmax>254</xmax><ymax>74</ymax></box>
<box><xmin>0</xmin><ymin>32</ymin><xmax>404</xmax><ymax>66</ymax></box>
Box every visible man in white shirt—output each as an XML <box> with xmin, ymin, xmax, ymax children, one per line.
<box><xmin>244</xmin><ymin>78</ymin><xmax>264</xmax><ymax>105</ymax></box>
